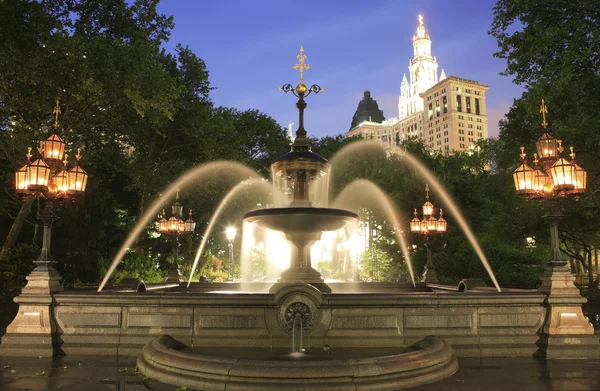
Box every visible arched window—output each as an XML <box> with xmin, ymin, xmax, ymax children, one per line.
<box><xmin>457</xmin><ymin>95</ymin><xmax>462</xmax><ymax>112</ymax></box>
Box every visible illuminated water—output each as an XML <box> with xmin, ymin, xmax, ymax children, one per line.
<box><xmin>98</xmin><ymin>162</ymin><xmax>261</xmax><ymax>292</ymax></box>
<box><xmin>329</xmin><ymin>140</ymin><xmax>501</xmax><ymax>292</ymax></box>
<box><xmin>333</xmin><ymin>179</ymin><xmax>415</xmax><ymax>287</ymax></box>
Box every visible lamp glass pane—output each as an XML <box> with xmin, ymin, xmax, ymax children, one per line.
<box><xmin>27</xmin><ymin>159</ymin><xmax>50</xmax><ymax>186</ymax></box>
<box><xmin>551</xmin><ymin>158</ymin><xmax>574</xmax><ymax>188</ymax></box>
<box><xmin>43</xmin><ymin>134</ymin><xmax>66</xmax><ymax>160</ymax></box>
<box><xmin>15</xmin><ymin>165</ymin><xmax>29</xmax><ymax>190</ymax></box>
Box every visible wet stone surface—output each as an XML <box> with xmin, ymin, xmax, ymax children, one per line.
<box><xmin>1</xmin><ymin>355</ymin><xmax>600</xmax><ymax>391</ymax></box>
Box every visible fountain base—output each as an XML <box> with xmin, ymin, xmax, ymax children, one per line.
<box><xmin>137</xmin><ymin>335</ymin><xmax>458</xmax><ymax>391</ymax></box>
<box><xmin>270</xmin><ymin>267</ymin><xmax>331</xmax><ymax>293</ymax></box>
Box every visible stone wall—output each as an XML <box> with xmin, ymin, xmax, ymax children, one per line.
<box><xmin>52</xmin><ymin>288</ymin><xmax>548</xmax><ymax>358</ymax></box>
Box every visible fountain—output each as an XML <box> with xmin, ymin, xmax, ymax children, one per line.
<box><xmin>2</xmin><ymin>47</ymin><xmax>599</xmax><ymax>390</ymax></box>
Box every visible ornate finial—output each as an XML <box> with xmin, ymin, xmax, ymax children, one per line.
<box><xmin>26</xmin><ymin>147</ymin><xmax>32</xmax><ymax>162</ymax></box>
<box><xmin>557</xmin><ymin>140</ymin><xmax>563</xmax><ymax>154</ymax></box>
<box><xmin>569</xmin><ymin>146</ymin><xmax>575</xmax><ymax>160</ymax></box>
<box><xmin>540</xmin><ymin>99</ymin><xmax>548</xmax><ymax>129</ymax></box>
<box><xmin>519</xmin><ymin>146</ymin><xmax>526</xmax><ymax>161</ymax></box>
<box><xmin>293</xmin><ymin>45</ymin><xmax>311</xmax><ymax>87</ymax></box>
<box><xmin>53</xmin><ymin>97</ymin><xmax>61</xmax><ymax>129</ymax></box>
<box><xmin>75</xmin><ymin>148</ymin><xmax>82</xmax><ymax>161</ymax></box>
<box><xmin>189</xmin><ymin>208</ymin><xmax>193</xmax><ymax>217</ymax></box>
<box><xmin>439</xmin><ymin>208</ymin><xmax>443</xmax><ymax>217</ymax></box>
<box><xmin>63</xmin><ymin>153</ymin><xmax>68</xmax><ymax>166</ymax></box>
<box><xmin>161</xmin><ymin>209</ymin><xmax>165</xmax><ymax>218</ymax></box>
<box><xmin>175</xmin><ymin>189</ymin><xmax>180</xmax><ymax>200</ymax></box>
<box><xmin>418</xmin><ymin>14</ymin><xmax>424</xmax><ymax>26</ymax></box>
<box><xmin>425</xmin><ymin>184</ymin><xmax>430</xmax><ymax>200</ymax></box>
<box><xmin>533</xmin><ymin>153</ymin><xmax>539</xmax><ymax>166</ymax></box>
<box><xmin>414</xmin><ymin>208</ymin><xmax>418</xmax><ymax>217</ymax></box>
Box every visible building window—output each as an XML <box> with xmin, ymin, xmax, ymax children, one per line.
<box><xmin>428</xmin><ymin>103</ymin><xmax>433</xmax><ymax>120</ymax></box>
<box><xmin>466</xmin><ymin>97</ymin><xmax>471</xmax><ymax>114</ymax></box>
<box><xmin>435</xmin><ymin>100</ymin><xmax>440</xmax><ymax>117</ymax></box>
<box><xmin>442</xmin><ymin>96</ymin><xmax>447</xmax><ymax>114</ymax></box>
<box><xmin>457</xmin><ymin>95</ymin><xmax>462</xmax><ymax>112</ymax></box>
<box><xmin>475</xmin><ymin>98</ymin><xmax>480</xmax><ymax>115</ymax></box>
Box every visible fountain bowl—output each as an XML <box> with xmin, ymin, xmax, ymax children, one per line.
<box><xmin>243</xmin><ymin>207</ymin><xmax>359</xmax><ymax>234</ymax></box>
<box><xmin>137</xmin><ymin>334</ymin><xmax>458</xmax><ymax>391</ymax></box>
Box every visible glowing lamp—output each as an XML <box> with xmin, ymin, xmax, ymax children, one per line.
<box><xmin>532</xmin><ymin>168</ymin><xmax>548</xmax><ymax>192</ymax></box>
<box><xmin>427</xmin><ymin>216</ymin><xmax>437</xmax><ymax>232</ymax></box>
<box><xmin>67</xmin><ymin>165</ymin><xmax>88</xmax><ymax>192</ymax></box>
<box><xmin>172</xmin><ymin>200</ymin><xmax>183</xmax><ymax>218</ymax></box>
<box><xmin>15</xmin><ymin>164</ymin><xmax>29</xmax><ymax>191</ymax></box>
<box><xmin>535</xmin><ymin>133</ymin><xmax>558</xmax><ymax>162</ymax></box>
<box><xmin>158</xmin><ymin>210</ymin><xmax>169</xmax><ymax>233</ymax></box>
<box><xmin>27</xmin><ymin>159</ymin><xmax>51</xmax><ymax>187</ymax></box>
<box><xmin>513</xmin><ymin>148</ymin><xmax>535</xmax><ymax>195</ymax></box>
<box><xmin>422</xmin><ymin>201</ymin><xmax>433</xmax><ymax>217</ymax></box>
<box><xmin>420</xmin><ymin>219</ymin><xmax>429</xmax><ymax>233</ymax></box>
<box><xmin>42</xmin><ymin>134</ymin><xmax>66</xmax><ymax>160</ymax></box>
<box><xmin>410</xmin><ymin>209</ymin><xmax>421</xmax><ymax>232</ymax></box>
<box><xmin>436</xmin><ymin>209</ymin><xmax>447</xmax><ymax>232</ymax></box>
<box><xmin>168</xmin><ymin>216</ymin><xmax>180</xmax><ymax>234</ymax></box>
<box><xmin>53</xmin><ymin>170</ymin><xmax>69</xmax><ymax>192</ymax></box>
<box><xmin>572</xmin><ymin>163</ymin><xmax>587</xmax><ymax>193</ymax></box>
<box><xmin>184</xmin><ymin>209</ymin><xmax>196</xmax><ymax>233</ymax></box>
<box><xmin>550</xmin><ymin>157</ymin><xmax>575</xmax><ymax>191</ymax></box>
<box><xmin>226</xmin><ymin>226</ymin><xmax>237</xmax><ymax>242</ymax></box>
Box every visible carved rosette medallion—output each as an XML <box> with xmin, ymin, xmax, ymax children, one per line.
<box><xmin>277</xmin><ymin>294</ymin><xmax>319</xmax><ymax>333</ymax></box>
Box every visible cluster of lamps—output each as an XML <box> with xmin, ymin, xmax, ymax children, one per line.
<box><xmin>410</xmin><ymin>184</ymin><xmax>447</xmax><ymax>235</ymax></box>
<box><xmin>158</xmin><ymin>191</ymin><xmax>196</xmax><ymax>235</ymax></box>
<box><xmin>513</xmin><ymin>100</ymin><xmax>587</xmax><ymax>198</ymax></box>
<box><xmin>15</xmin><ymin>99</ymin><xmax>88</xmax><ymax>196</ymax></box>
<box><xmin>157</xmin><ymin>190</ymin><xmax>195</xmax><ymax>283</ymax></box>
<box><xmin>410</xmin><ymin>184</ymin><xmax>447</xmax><ymax>284</ymax></box>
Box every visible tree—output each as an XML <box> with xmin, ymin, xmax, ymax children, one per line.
<box><xmin>490</xmin><ymin>0</ymin><xmax>600</xmax><ymax>293</ymax></box>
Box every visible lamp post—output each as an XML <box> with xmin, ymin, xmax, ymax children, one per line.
<box><xmin>226</xmin><ymin>227</ymin><xmax>237</xmax><ymax>281</ymax></box>
<box><xmin>512</xmin><ymin>100</ymin><xmax>595</xmax><ymax>354</ymax></box>
<box><xmin>1</xmin><ymin>98</ymin><xmax>88</xmax><ymax>357</ymax></box>
<box><xmin>157</xmin><ymin>190</ymin><xmax>195</xmax><ymax>283</ymax></box>
<box><xmin>512</xmin><ymin>100</ymin><xmax>586</xmax><ymax>285</ymax></box>
<box><xmin>410</xmin><ymin>184</ymin><xmax>447</xmax><ymax>283</ymax></box>
<box><xmin>13</xmin><ymin>98</ymin><xmax>89</xmax><ymax>292</ymax></box>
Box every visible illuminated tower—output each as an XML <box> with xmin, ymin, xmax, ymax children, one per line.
<box><xmin>398</xmin><ymin>14</ymin><xmax>439</xmax><ymax>119</ymax></box>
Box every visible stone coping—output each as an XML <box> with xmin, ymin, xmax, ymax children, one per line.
<box><xmin>53</xmin><ymin>290</ymin><xmax>547</xmax><ymax>307</ymax></box>
<box><xmin>137</xmin><ymin>335</ymin><xmax>459</xmax><ymax>390</ymax></box>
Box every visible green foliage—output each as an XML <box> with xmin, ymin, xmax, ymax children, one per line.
<box><xmin>0</xmin><ymin>244</ymin><xmax>37</xmax><ymax>310</ymax></box>
<box><xmin>358</xmin><ymin>248</ymin><xmax>406</xmax><ymax>282</ymax></box>
<box><xmin>109</xmin><ymin>249</ymin><xmax>164</xmax><ymax>284</ymax></box>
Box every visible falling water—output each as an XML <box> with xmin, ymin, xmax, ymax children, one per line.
<box><xmin>329</xmin><ymin>141</ymin><xmax>501</xmax><ymax>292</ymax></box>
<box><xmin>187</xmin><ymin>178</ymin><xmax>273</xmax><ymax>286</ymax></box>
<box><xmin>333</xmin><ymin>179</ymin><xmax>415</xmax><ymax>287</ymax></box>
<box><xmin>98</xmin><ymin>162</ymin><xmax>262</xmax><ymax>292</ymax></box>
<box><xmin>292</xmin><ymin>313</ymin><xmax>303</xmax><ymax>354</ymax></box>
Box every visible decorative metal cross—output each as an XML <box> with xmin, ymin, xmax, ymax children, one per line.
<box><xmin>540</xmin><ymin>99</ymin><xmax>548</xmax><ymax>129</ymax></box>
<box><xmin>425</xmin><ymin>184</ymin><xmax>430</xmax><ymax>200</ymax></box>
<box><xmin>292</xmin><ymin>45</ymin><xmax>311</xmax><ymax>85</ymax></box>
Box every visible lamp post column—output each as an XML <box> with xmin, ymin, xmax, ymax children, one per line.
<box><xmin>422</xmin><ymin>236</ymin><xmax>439</xmax><ymax>284</ymax></box>
<box><xmin>228</xmin><ymin>241</ymin><xmax>234</xmax><ymax>281</ymax></box>
<box><xmin>165</xmin><ymin>235</ymin><xmax>182</xmax><ymax>283</ymax></box>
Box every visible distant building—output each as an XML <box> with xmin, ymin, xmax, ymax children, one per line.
<box><xmin>350</xmin><ymin>90</ymin><xmax>385</xmax><ymax>130</ymax></box>
<box><xmin>346</xmin><ymin>15</ymin><xmax>489</xmax><ymax>153</ymax></box>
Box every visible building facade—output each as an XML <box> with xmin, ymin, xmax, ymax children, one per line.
<box><xmin>346</xmin><ymin>15</ymin><xmax>488</xmax><ymax>153</ymax></box>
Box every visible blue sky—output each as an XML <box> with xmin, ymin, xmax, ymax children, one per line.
<box><xmin>157</xmin><ymin>0</ymin><xmax>523</xmax><ymax>138</ymax></box>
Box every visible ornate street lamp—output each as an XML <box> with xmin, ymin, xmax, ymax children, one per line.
<box><xmin>226</xmin><ymin>226</ymin><xmax>237</xmax><ymax>281</ymax></box>
<box><xmin>410</xmin><ymin>184</ymin><xmax>447</xmax><ymax>283</ymax></box>
<box><xmin>512</xmin><ymin>99</ymin><xmax>596</xmax><ymax>346</ymax></box>
<box><xmin>513</xmin><ymin>100</ymin><xmax>587</xmax><ymax>267</ymax></box>
<box><xmin>157</xmin><ymin>190</ymin><xmax>195</xmax><ymax>283</ymax></box>
<box><xmin>11</xmin><ymin>98</ymin><xmax>88</xmax><ymax>295</ymax></box>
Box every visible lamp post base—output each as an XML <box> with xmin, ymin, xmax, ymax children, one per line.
<box><xmin>537</xmin><ymin>263</ymin><xmax>599</xmax><ymax>358</ymax></box>
<box><xmin>164</xmin><ymin>261</ymin><xmax>183</xmax><ymax>283</ymax></box>
<box><xmin>422</xmin><ymin>267</ymin><xmax>439</xmax><ymax>284</ymax></box>
<box><xmin>0</xmin><ymin>263</ymin><xmax>63</xmax><ymax>357</ymax></box>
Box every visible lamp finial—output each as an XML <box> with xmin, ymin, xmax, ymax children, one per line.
<box><xmin>540</xmin><ymin>99</ymin><xmax>548</xmax><ymax>129</ymax></box>
<box><xmin>53</xmin><ymin>97</ymin><xmax>61</xmax><ymax>129</ymax></box>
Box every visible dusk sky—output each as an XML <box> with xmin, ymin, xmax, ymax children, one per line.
<box><xmin>157</xmin><ymin>0</ymin><xmax>524</xmax><ymax>139</ymax></box>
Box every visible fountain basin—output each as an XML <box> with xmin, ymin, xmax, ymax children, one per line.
<box><xmin>137</xmin><ymin>334</ymin><xmax>458</xmax><ymax>391</ymax></box>
<box><xmin>243</xmin><ymin>207</ymin><xmax>358</xmax><ymax>234</ymax></box>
